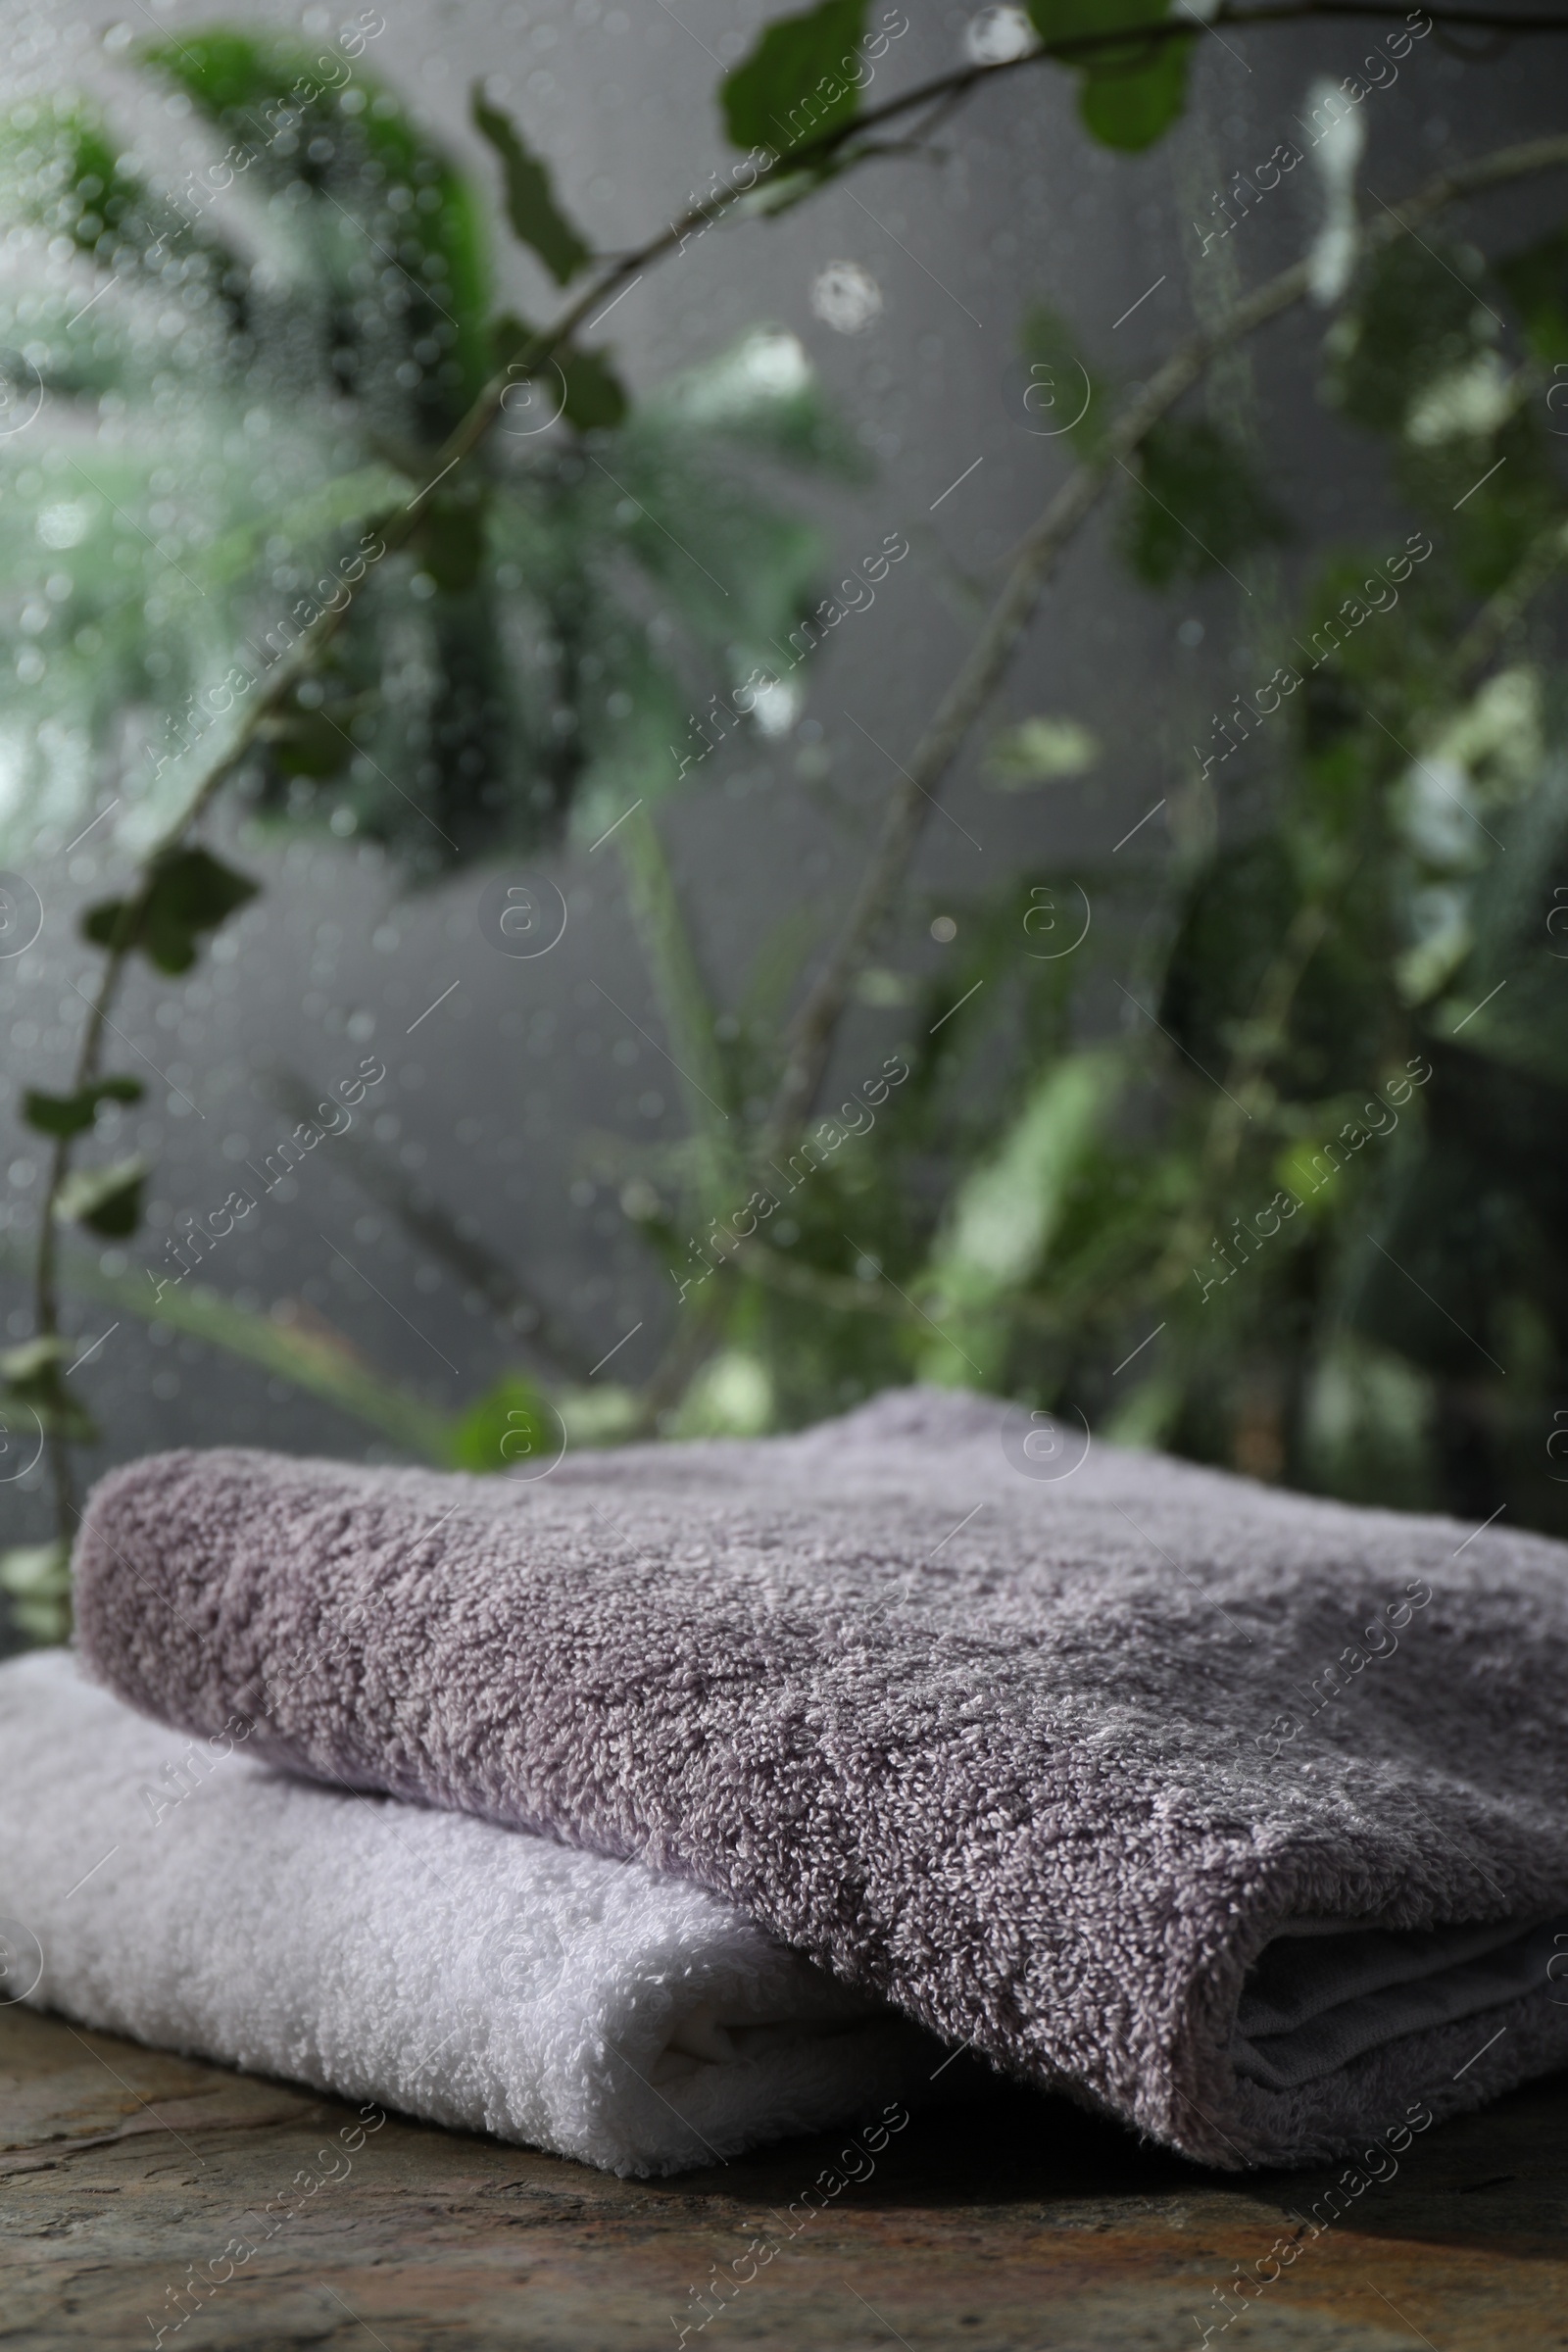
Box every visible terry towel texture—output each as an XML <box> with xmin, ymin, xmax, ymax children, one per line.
<box><xmin>74</xmin><ymin>1386</ymin><xmax>1568</xmax><ymax>2169</ymax></box>
<box><xmin>0</xmin><ymin>1649</ymin><xmax>938</xmax><ymax>2175</ymax></box>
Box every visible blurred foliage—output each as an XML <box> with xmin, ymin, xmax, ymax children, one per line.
<box><xmin>721</xmin><ymin>0</ymin><xmax>868</xmax><ymax>156</ymax></box>
<box><xmin>672</xmin><ymin>210</ymin><xmax>1568</xmax><ymax>1533</ymax></box>
<box><xmin>0</xmin><ymin>1540</ymin><xmax>72</xmax><ymax>1644</ymax></box>
<box><xmin>447</xmin><ymin>1371</ymin><xmax>555</xmax><ymax>1472</ymax></box>
<box><xmin>984</xmin><ymin>713</ymin><xmax>1101</xmax><ymax>785</ymax></box>
<box><xmin>1119</xmin><ymin>418</ymin><xmax>1291</xmax><ymax>587</ymax></box>
<box><xmin>1026</xmin><ymin>2</ymin><xmax>1191</xmax><ymax>153</ymax></box>
<box><xmin>0</xmin><ymin>28</ymin><xmax>858</xmax><ymax>877</ymax></box>
<box><xmin>6</xmin><ymin>9</ymin><xmax>1568</xmax><ymax>1654</ymax></box>
<box><xmin>82</xmin><ymin>846</ymin><xmax>259</xmax><ymax>972</ymax></box>
<box><xmin>1016</xmin><ymin>300</ymin><xmax>1106</xmax><ymax>458</ymax></box>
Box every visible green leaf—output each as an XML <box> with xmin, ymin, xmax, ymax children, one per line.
<box><xmin>720</xmin><ymin>0</ymin><xmax>866</xmax><ymax>157</ymax></box>
<box><xmin>1496</xmin><ymin>224</ymin><xmax>1568</xmax><ymax>368</ymax></box>
<box><xmin>1028</xmin><ymin>1</ymin><xmax>1191</xmax><ymax>152</ymax></box>
<box><xmin>561</xmin><ymin>344</ymin><xmax>629</xmax><ymax>432</ymax></box>
<box><xmin>928</xmin><ymin>1049</ymin><xmax>1124</xmax><ymax>1309</ymax></box>
<box><xmin>137</xmin><ymin>31</ymin><xmax>497</xmax><ymax>415</ymax></box>
<box><xmin>471</xmin><ymin>86</ymin><xmax>592</xmax><ymax>285</ymax></box>
<box><xmin>0</xmin><ymin>95</ymin><xmax>243</xmax><ymax>290</ymax></box>
<box><xmin>1078</xmin><ymin>35</ymin><xmax>1189</xmax><ymax>151</ymax></box>
<box><xmin>448</xmin><ymin>1373</ymin><xmax>555</xmax><ymax>1472</ymax></box>
<box><xmin>1118</xmin><ymin>418</ymin><xmax>1290</xmax><ymax>588</ymax></box>
<box><xmin>1</xmin><ymin>1338</ymin><xmax>98</xmax><ymax>1446</ymax></box>
<box><xmin>918</xmin><ymin>1049</ymin><xmax>1125</xmax><ymax>1382</ymax></box>
<box><xmin>0</xmin><ymin>1539</ymin><xmax>71</xmax><ymax>1597</ymax></box>
<box><xmin>23</xmin><ymin>1091</ymin><xmax>96</xmax><ymax>1139</ymax></box>
<box><xmin>22</xmin><ymin>1076</ymin><xmax>144</xmax><ymax>1139</ymax></box>
<box><xmin>83</xmin><ymin>847</ymin><xmax>259</xmax><ymax>976</ymax></box>
<box><xmin>0</xmin><ymin>1540</ymin><xmax>73</xmax><ymax>1645</ymax></box>
<box><xmin>668</xmin><ymin>1349</ymin><xmax>776</xmax><ymax>1438</ymax></box>
<box><xmin>55</xmin><ymin>1156</ymin><xmax>147</xmax><ymax>1239</ymax></box>
<box><xmin>556</xmin><ymin>1385</ymin><xmax>643</xmax><ymax>1447</ymax></box>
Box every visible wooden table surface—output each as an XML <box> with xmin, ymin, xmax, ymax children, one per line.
<box><xmin>5</xmin><ymin>2003</ymin><xmax>1568</xmax><ymax>2350</ymax></box>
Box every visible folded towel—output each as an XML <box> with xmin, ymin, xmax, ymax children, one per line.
<box><xmin>74</xmin><ymin>1386</ymin><xmax>1568</xmax><ymax>2169</ymax></box>
<box><xmin>0</xmin><ymin>1648</ymin><xmax>938</xmax><ymax>2175</ymax></box>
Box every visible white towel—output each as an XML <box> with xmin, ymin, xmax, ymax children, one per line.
<box><xmin>0</xmin><ymin>1651</ymin><xmax>938</xmax><ymax>2175</ymax></box>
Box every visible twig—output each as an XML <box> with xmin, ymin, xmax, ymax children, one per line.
<box><xmin>761</xmin><ymin>132</ymin><xmax>1568</xmax><ymax>1155</ymax></box>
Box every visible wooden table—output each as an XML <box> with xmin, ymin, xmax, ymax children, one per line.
<box><xmin>5</xmin><ymin>2003</ymin><xmax>1567</xmax><ymax>2348</ymax></box>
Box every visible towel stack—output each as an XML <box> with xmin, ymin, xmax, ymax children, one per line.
<box><xmin>8</xmin><ymin>1385</ymin><xmax>1568</xmax><ymax>2174</ymax></box>
<box><xmin>0</xmin><ymin>1654</ymin><xmax>939</xmax><ymax>2178</ymax></box>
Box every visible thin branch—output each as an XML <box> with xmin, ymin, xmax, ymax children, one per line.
<box><xmin>1054</xmin><ymin>3</ymin><xmax>1568</xmax><ymax>37</ymax></box>
<box><xmin>760</xmin><ymin>132</ymin><xmax>1568</xmax><ymax>1156</ymax></box>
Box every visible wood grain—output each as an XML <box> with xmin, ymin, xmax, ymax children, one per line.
<box><xmin>5</xmin><ymin>2006</ymin><xmax>1568</xmax><ymax>2348</ymax></box>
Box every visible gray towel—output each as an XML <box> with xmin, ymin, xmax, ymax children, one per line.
<box><xmin>73</xmin><ymin>1386</ymin><xmax>1568</xmax><ymax>2168</ymax></box>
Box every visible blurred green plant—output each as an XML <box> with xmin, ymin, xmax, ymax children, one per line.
<box><xmin>5</xmin><ymin>4</ymin><xmax>1568</xmax><ymax>1642</ymax></box>
<box><xmin>0</xmin><ymin>32</ymin><xmax>861</xmax><ymax>874</ymax></box>
<box><xmin>0</xmin><ymin>18</ymin><xmax>869</xmax><ymax>1587</ymax></box>
<box><xmin>733</xmin><ymin>203</ymin><xmax>1568</xmax><ymax>1526</ymax></box>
